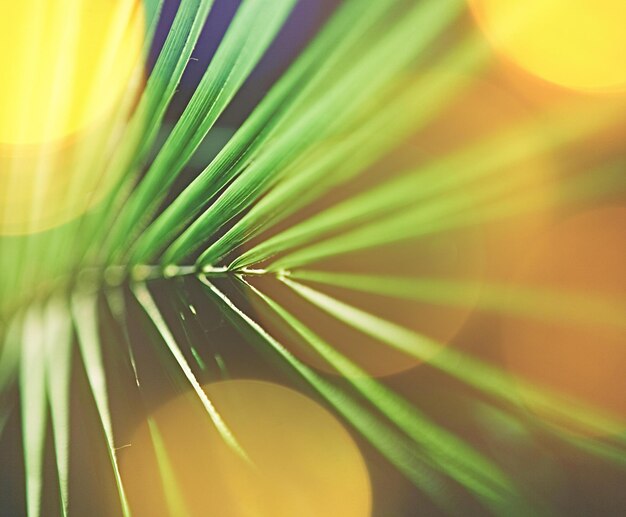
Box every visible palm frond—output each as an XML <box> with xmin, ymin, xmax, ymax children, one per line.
<box><xmin>1</xmin><ymin>0</ymin><xmax>626</xmax><ymax>515</ymax></box>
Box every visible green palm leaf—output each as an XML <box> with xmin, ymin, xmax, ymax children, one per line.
<box><xmin>1</xmin><ymin>0</ymin><xmax>626</xmax><ymax>515</ymax></box>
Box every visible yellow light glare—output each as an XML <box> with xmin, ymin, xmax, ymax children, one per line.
<box><xmin>121</xmin><ymin>380</ymin><xmax>372</xmax><ymax>517</ymax></box>
<box><xmin>469</xmin><ymin>0</ymin><xmax>626</xmax><ymax>92</ymax></box>
<box><xmin>0</xmin><ymin>0</ymin><xmax>145</xmax><ymax>234</ymax></box>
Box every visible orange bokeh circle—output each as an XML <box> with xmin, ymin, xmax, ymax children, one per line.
<box><xmin>121</xmin><ymin>380</ymin><xmax>372</xmax><ymax>517</ymax></box>
<box><xmin>501</xmin><ymin>207</ymin><xmax>626</xmax><ymax>435</ymax></box>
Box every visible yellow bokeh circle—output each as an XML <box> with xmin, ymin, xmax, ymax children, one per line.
<box><xmin>0</xmin><ymin>0</ymin><xmax>144</xmax><ymax>145</ymax></box>
<box><xmin>468</xmin><ymin>0</ymin><xmax>626</xmax><ymax>92</ymax></box>
<box><xmin>121</xmin><ymin>380</ymin><xmax>372</xmax><ymax>517</ymax></box>
<box><xmin>0</xmin><ymin>0</ymin><xmax>145</xmax><ymax>234</ymax></box>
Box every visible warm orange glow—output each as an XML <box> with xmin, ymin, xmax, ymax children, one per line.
<box><xmin>121</xmin><ymin>380</ymin><xmax>372</xmax><ymax>517</ymax></box>
<box><xmin>502</xmin><ymin>207</ymin><xmax>626</xmax><ymax>435</ymax></box>
<box><xmin>469</xmin><ymin>0</ymin><xmax>626</xmax><ymax>92</ymax></box>
<box><xmin>0</xmin><ymin>1</ymin><xmax>145</xmax><ymax>234</ymax></box>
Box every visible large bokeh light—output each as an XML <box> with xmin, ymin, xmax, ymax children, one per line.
<box><xmin>468</xmin><ymin>0</ymin><xmax>626</xmax><ymax>92</ymax></box>
<box><xmin>122</xmin><ymin>380</ymin><xmax>372</xmax><ymax>517</ymax></box>
<box><xmin>0</xmin><ymin>0</ymin><xmax>144</xmax><ymax>234</ymax></box>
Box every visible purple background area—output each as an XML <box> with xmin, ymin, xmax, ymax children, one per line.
<box><xmin>150</xmin><ymin>0</ymin><xmax>337</xmax><ymax>126</ymax></box>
